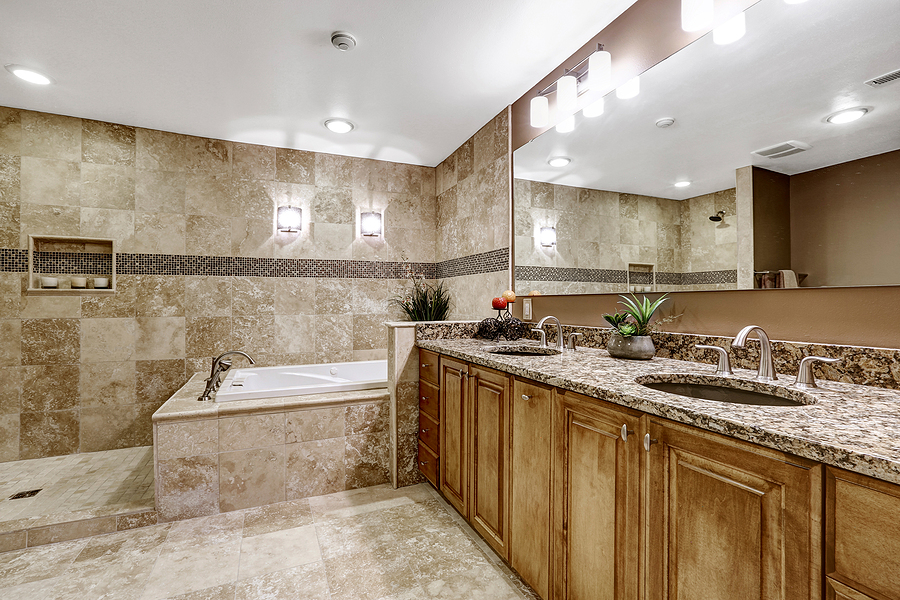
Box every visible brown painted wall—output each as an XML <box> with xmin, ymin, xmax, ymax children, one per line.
<box><xmin>512</xmin><ymin>286</ymin><xmax>900</xmax><ymax>349</ymax></box>
<box><xmin>790</xmin><ymin>149</ymin><xmax>900</xmax><ymax>287</ymax></box>
<box><xmin>752</xmin><ymin>167</ymin><xmax>792</xmax><ymax>272</ymax></box>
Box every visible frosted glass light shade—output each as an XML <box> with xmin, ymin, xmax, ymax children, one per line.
<box><xmin>556</xmin><ymin>75</ymin><xmax>578</xmax><ymax>116</ymax></box>
<box><xmin>714</xmin><ymin>12</ymin><xmax>746</xmax><ymax>45</ymax></box>
<box><xmin>540</xmin><ymin>227</ymin><xmax>557</xmax><ymax>247</ymax></box>
<box><xmin>616</xmin><ymin>76</ymin><xmax>640</xmax><ymax>99</ymax></box>
<box><xmin>277</xmin><ymin>206</ymin><xmax>302</xmax><ymax>232</ymax></box>
<box><xmin>588</xmin><ymin>50</ymin><xmax>612</xmax><ymax>91</ymax></box>
<box><xmin>583</xmin><ymin>96</ymin><xmax>605</xmax><ymax>118</ymax></box>
<box><xmin>682</xmin><ymin>0</ymin><xmax>714</xmax><ymax>32</ymax></box>
<box><xmin>530</xmin><ymin>96</ymin><xmax>549</xmax><ymax>128</ymax></box>
<box><xmin>360</xmin><ymin>211</ymin><xmax>382</xmax><ymax>236</ymax></box>
<box><xmin>556</xmin><ymin>115</ymin><xmax>575</xmax><ymax>133</ymax></box>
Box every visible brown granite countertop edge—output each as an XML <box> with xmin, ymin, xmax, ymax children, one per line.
<box><xmin>417</xmin><ymin>339</ymin><xmax>900</xmax><ymax>486</ymax></box>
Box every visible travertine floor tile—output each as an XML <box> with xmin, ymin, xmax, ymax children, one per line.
<box><xmin>141</xmin><ymin>539</ymin><xmax>242</xmax><ymax>600</ymax></box>
<box><xmin>237</xmin><ymin>524</ymin><xmax>320</xmax><ymax>580</ymax></box>
<box><xmin>235</xmin><ymin>562</ymin><xmax>330</xmax><ymax>600</ymax></box>
<box><xmin>241</xmin><ymin>498</ymin><xmax>312</xmax><ymax>538</ymax></box>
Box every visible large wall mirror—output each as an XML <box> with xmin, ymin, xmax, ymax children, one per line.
<box><xmin>513</xmin><ymin>0</ymin><xmax>900</xmax><ymax>296</ymax></box>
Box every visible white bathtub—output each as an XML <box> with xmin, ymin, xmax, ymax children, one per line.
<box><xmin>214</xmin><ymin>360</ymin><xmax>388</xmax><ymax>402</ymax></box>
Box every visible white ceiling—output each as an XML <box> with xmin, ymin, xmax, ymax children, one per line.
<box><xmin>514</xmin><ymin>0</ymin><xmax>900</xmax><ymax>200</ymax></box>
<box><xmin>0</xmin><ymin>0</ymin><xmax>638</xmax><ymax>166</ymax></box>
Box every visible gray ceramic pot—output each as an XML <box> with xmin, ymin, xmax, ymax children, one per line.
<box><xmin>607</xmin><ymin>333</ymin><xmax>655</xmax><ymax>360</ymax></box>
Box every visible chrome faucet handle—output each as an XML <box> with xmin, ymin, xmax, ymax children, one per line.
<box><xmin>794</xmin><ymin>356</ymin><xmax>840</xmax><ymax>389</ymax></box>
<box><xmin>532</xmin><ymin>329</ymin><xmax>547</xmax><ymax>348</ymax></box>
<box><xmin>566</xmin><ymin>332</ymin><xmax>583</xmax><ymax>351</ymax></box>
<box><xmin>695</xmin><ymin>345</ymin><xmax>733</xmax><ymax>376</ymax></box>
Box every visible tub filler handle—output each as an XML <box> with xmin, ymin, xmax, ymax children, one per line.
<box><xmin>199</xmin><ymin>350</ymin><xmax>256</xmax><ymax>401</ymax></box>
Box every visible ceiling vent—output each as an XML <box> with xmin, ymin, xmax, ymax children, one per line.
<box><xmin>752</xmin><ymin>140</ymin><xmax>811</xmax><ymax>159</ymax></box>
<box><xmin>865</xmin><ymin>68</ymin><xmax>900</xmax><ymax>87</ymax></box>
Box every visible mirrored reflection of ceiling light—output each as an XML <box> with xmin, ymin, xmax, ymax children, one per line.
<box><xmin>540</xmin><ymin>227</ymin><xmax>557</xmax><ymax>247</ymax></box>
<box><xmin>530</xmin><ymin>96</ymin><xmax>549</xmax><ymax>128</ymax></box>
<box><xmin>583</xmin><ymin>97</ymin><xmax>605</xmax><ymax>118</ymax></box>
<box><xmin>324</xmin><ymin>118</ymin><xmax>354</xmax><ymax>133</ymax></box>
<box><xmin>4</xmin><ymin>64</ymin><xmax>53</xmax><ymax>85</ymax></box>
<box><xmin>826</xmin><ymin>107</ymin><xmax>869</xmax><ymax>124</ymax></box>
<box><xmin>713</xmin><ymin>12</ymin><xmax>746</xmax><ymax>45</ymax></box>
<box><xmin>556</xmin><ymin>75</ymin><xmax>578</xmax><ymax>116</ymax></box>
<box><xmin>674</xmin><ymin>181</ymin><xmax>692</xmax><ymax>188</ymax></box>
<box><xmin>360</xmin><ymin>211</ymin><xmax>382</xmax><ymax>237</ymax></box>
<box><xmin>616</xmin><ymin>76</ymin><xmax>640</xmax><ymax>99</ymax></box>
<box><xmin>548</xmin><ymin>156</ymin><xmax>571</xmax><ymax>168</ymax></box>
<box><xmin>277</xmin><ymin>206</ymin><xmax>302</xmax><ymax>232</ymax></box>
<box><xmin>682</xmin><ymin>0</ymin><xmax>714</xmax><ymax>32</ymax></box>
<box><xmin>556</xmin><ymin>115</ymin><xmax>575</xmax><ymax>133</ymax></box>
<box><xmin>588</xmin><ymin>49</ymin><xmax>612</xmax><ymax>92</ymax></box>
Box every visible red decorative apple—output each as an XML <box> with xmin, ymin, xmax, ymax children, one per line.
<box><xmin>491</xmin><ymin>297</ymin><xmax>508</xmax><ymax>310</ymax></box>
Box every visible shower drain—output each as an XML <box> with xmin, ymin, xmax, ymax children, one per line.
<box><xmin>8</xmin><ymin>489</ymin><xmax>41</xmax><ymax>500</ymax></box>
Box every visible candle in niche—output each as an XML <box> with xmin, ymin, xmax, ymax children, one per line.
<box><xmin>93</xmin><ymin>277</ymin><xmax>109</xmax><ymax>289</ymax></box>
<box><xmin>71</xmin><ymin>277</ymin><xmax>87</xmax><ymax>289</ymax></box>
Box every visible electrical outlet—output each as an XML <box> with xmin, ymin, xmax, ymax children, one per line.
<box><xmin>523</xmin><ymin>298</ymin><xmax>533</xmax><ymax>321</ymax></box>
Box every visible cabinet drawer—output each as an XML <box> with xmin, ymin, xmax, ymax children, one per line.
<box><xmin>418</xmin><ymin>442</ymin><xmax>439</xmax><ymax>486</ymax></box>
<box><xmin>419</xmin><ymin>349</ymin><xmax>439</xmax><ymax>385</ymax></box>
<box><xmin>419</xmin><ymin>380</ymin><xmax>440</xmax><ymax>420</ymax></box>
<box><xmin>418</xmin><ymin>411</ymin><xmax>439</xmax><ymax>454</ymax></box>
<box><xmin>827</xmin><ymin>467</ymin><xmax>900</xmax><ymax>600</ymax></box>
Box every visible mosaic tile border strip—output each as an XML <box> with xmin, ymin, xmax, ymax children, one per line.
<box><xmin>516</xmin><ymin>265</ymin><xmax>737</xmax><ymax>286</ymax></box>
<box><xmin>0</xmin><ymin>248</ymin><xmax>510</xmax><ymax>280</ymax></box>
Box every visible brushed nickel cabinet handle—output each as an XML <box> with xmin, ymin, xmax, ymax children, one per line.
<box><xmin>644</xmin><ymin>433</ymin><xmax>658</xmax><ymax>452</ymax></box>
<box><xmin>420</xmin><ymin>428</ymin><xmax>430</xmax><ymax>433</ymax></box>
<box><xmin>620</xmin><ymin>424</ymin><xmax>634</xmax><ymax>442</ymax></box>
<box><xmin>421</xmin><ymin>363</ymin><xmax>431</xmax><ymax>368</ymax></box>
<box><xmin>521</xmin><ymin>394</ymin><xmax>531</xmax><ymax>401</ymax></box>
<box><xmin>421</xmin><ymin>396</ymin><xmax>430</xmax><ymax>401</ymax></box>
<box><xmin>420</xmin><ymin>461</ymin><xmax>428</xmax><ymax>466</ymax></box>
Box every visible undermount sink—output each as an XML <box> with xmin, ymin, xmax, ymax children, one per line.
<box><xmin>635</xmin><ymin>375</ymin><xmax>815</xmax><ymax>407</ymax></box>
<box><xmin>484</xmin><ymin>343</ymin><xmax>561</xmax><ymax>356</ymax></box>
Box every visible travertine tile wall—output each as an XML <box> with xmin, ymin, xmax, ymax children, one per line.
<box><xmin>0</xmin><ymin>106</ymin><xmax>437</xmax><ymax>463</ymax></box>
<box><xmin>435</xmin><ymin>109</ymin><xmax>512</xmax><ymax>319</ymax></box>
<box><xmin>513</xmin><ymin>179</ymin><xmax>739</xmax><ymax>294</ymax></box>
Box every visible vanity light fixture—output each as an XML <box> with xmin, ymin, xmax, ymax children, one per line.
<box><xmin>530</xmin><ymin>96</ymin><xmax>550</xmax><ymax>128</ymax></box>
<box><xmin>529</xmin><ymin>44</ymin><xmax>611</xmax><ymax>129</ymax></box>
<box><xmin>360</xmin><ymin>211</ymin><xmax>383</xmax><ymax>237</ymax></box>
<box><xmin>556</xmin><ymin>115</ymin><xmax>575</xmax><ymax>133</ymax></box>
<box><xmin>713</xmin><ymin>12</ymin><xmax>746</xmax><ymax>45</ymax></box>
<box><xmin>4</xmin><ymin>64</ymin><xmax>53</xmax><ymax>85</ymax></box>
<box><xmin>548</xmin><ymin>156</ymin><xmax>571</xmax><ymax>168</ymax></box>
<box><xmin>540</xmin><ymin>227</ymin><xmax>557</xmax><ymax>247</ymax></box>
<box><xmin>583</xmin><ymin>96</ymin><xmax>605</xmax><ymax>118</ymax></box>
<box><xmin>587</xmin><ymin>48</ymin><xmax>612</xmax><ymax>91</ymax></box>
<box><xmin>277</xmin><ymin>206</ymin><xmax>302</xmax><ymax>233</ymax></box>
<box><xmin>826</xmin><ymin>107</ymin><xmax>869</xmax><ymax>124</ymax></box>
<box><xmin>556</xmin><ymin>75</ymin><xmax>578</xmax><ymax>117</ymax></box>
<box><xmin>674</xmin><ymin>181</ymin><xmax>691</xmax><ymax>188</ymax></box>
<box><xmin>324</xmin><ymin>118</ymin><xmax>354</xmax><ymax>134</ymax></box>
<box><xmin>616</xmin><ymin>76</ymin><xmax>640</xmax><ymax>99</ymax></box>
<box><xmin>682</xmin><ymin>0</ymin><xmax>714</xmax><ymax>32</ymax></box>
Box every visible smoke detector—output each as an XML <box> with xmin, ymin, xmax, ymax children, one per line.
<box><xmin>752</xmin><ymin>140</ymin><xmax>810</xmax><ymax>159</ymax></box>
<box><xmin>331</xmin><ymin>31</ymin><xmax>357</xmax><ymax>51</ymax></box>
<box><xmin>656</xmin><ymin>117</ymin><xmax>676</xmax><ymax>128</ymax></box>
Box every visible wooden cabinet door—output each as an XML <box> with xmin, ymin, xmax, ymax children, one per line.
<box><xmin>468</xmin><ymin>365</ymin><xmax>511</xmax><ymax>560</ymax></box>
<box><xmin>510</xmin><ymin>378</ymin><xmax>553</xmax><ymax>600</ymax></box>
<box><xmin>646</xmin><ymin>418</ymin><xmax>822</xmax><ymax>600</ymax></box>
<box><xmin>439</xmin><ymin>356</ymin><xmax>469</xmax><ymax>517</ymax></box>
<box><xmin>552</xmin><ymin>390</ymin><xmax>643</xmax><ymax>600</ymax></box>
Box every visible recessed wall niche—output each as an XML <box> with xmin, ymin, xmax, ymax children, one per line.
<box><xmin>27</xmin><ymin>235</ymin><xmax>116</xmax><ymax>295</ymax></box>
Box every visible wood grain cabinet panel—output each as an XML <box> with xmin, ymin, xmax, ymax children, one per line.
<box><xmin>510</xmin><ymin>378</ymin><xmax>553</xmax><ymax>600</ymax></box>
<box><xmin>826</xmin><ymin>467</ymin><xmax>900</xmax><ymax>600</ymax></box>
<box><xmin>552</xmin><ymin>390</ymin><xmax>643</xmax><ymax>600</ymax></box>
<box><xmin>418</xmin><ymin>442</ymin><xmax>439</xmax><ymax>487</ymax></box>
<box><xmin>646</xmin><ymin>419</ymin><xmax>822</xmax><ymax>600</ymax></box>
<box><xmin>419</xmin><ymin>380</ymin><xmax>440</xmax><ymax>421</ymax></box>
<box><xmin>468</xmin><ymin>365</ymin><xmax>511</xmax><ymax>559</ymax></box>
<box><xmin>418</xmin><ymin>411</ymin><xmax>439</xmax><ymax>454</ymax></box>
<box><xmin>419</xmin><ymin>349</ymin><xmax>439</xmax><ymax>385</ymax></box>
<box><xmin>439</xmin><ymin>356</ymin><xmax>469</xmax><ymax>517</ymax></box>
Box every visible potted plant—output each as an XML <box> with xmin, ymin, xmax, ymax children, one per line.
<box><xmin>603</xmin><ymin>293</ymin><xmax>669</xmax><ymax>360</ymax></box>
<box><xmin>391</xmin><ymin>277</ymin><xmax>452</xmax><ymax>321</ymax></box>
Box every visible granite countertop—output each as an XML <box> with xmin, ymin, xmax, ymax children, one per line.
<box><xmin>417</xmin><ymin>338</ymin><xmax>900</xmax><ymax>485</ymax></box>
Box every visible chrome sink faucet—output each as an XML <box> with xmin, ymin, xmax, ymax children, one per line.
<box><xmin>533</xmin><ymin>315</ymin><xmax>564</xmax><ymax>352</ymax></box>
<box><xmin>731</xmin><ymin>325</ymin><xmax>776</xmax><ymax>381</ymax></box>
<box><xmin>199</xmin><ymin>350</ymin><xmax>255</xmax><ymax>401</ymax></box>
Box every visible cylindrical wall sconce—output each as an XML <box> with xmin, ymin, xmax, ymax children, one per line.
<box><xmin>360</xmin><ymin>211</ymin><xmax>383</xmax><ymax>237</ymax></box>
<box><xmin>540</xmin><ymin>227</ymin><xmax>557</xmax><ymax>247</ymax></box>
<box><xmin>277</xmin><ymin>206</ymin><xmax>302</xmax><ymax>232</ymax></box>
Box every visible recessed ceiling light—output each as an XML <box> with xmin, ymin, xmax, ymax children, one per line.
<box><xmin>324</xmin><ymin>118</ymin><xmax>354</xmax><ymax>134</ymax></box>
<box><xmin>5</xmin><ymin>64</ymin><xmax>53</xmax><ymax>85</ymax></box>
<box><xmin>548</xmin><ymin>157</ymin><xmax>571</xmax><ymax>168</ymax></box>
<box><xmin>674</xmin><ymin>181</ymin><xmax>691</xmax><ymax>188</ymax></box>
<box><xmin>826</xmin><ymin>107</ymin><xmax>869</xmax><ymax>125</ymax></box>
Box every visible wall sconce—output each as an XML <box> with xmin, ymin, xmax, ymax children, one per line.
<box><xmin>277</xmin><ymin>206</ymin><xmax>302</xmax><ymax>233</ymax></box>
<box><xmin>360</xmin><ymin>211</ymin><xmax>383</xmax><ymax>237</ymax></box>
<box><xmin>540</xmin><ymin>227</ymin><xmax>557</xmax><ymax>247</ymax></box>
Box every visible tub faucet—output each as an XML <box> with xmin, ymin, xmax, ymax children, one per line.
<box><xmin>534</xmin><ymin>315</ymin><xmax>564</xmax><ymax>352</ymax></box>
<box><xmin>199</xmin><ymin>350</ymin><xmax>255</xmax><ymax>401</ymax></box>
<box><xmin>731</xmin><ymin>325</ymin><xmax>776</xmax><ymax>381</ymax></box>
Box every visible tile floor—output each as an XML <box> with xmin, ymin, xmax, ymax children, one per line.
<box><xmin>0</xmin><ymin>447</ymin><xmax>154</xmax><ymax>525</ymax></box>
<box><xmin>0</xmin><ymin>483</ymin><xmax>537</xmax><ymax>600</ymax></box>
